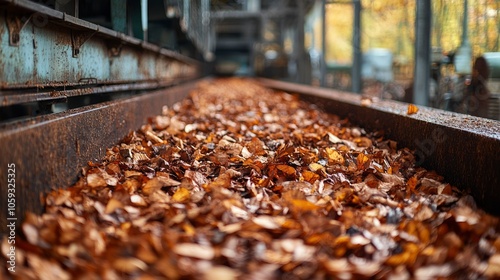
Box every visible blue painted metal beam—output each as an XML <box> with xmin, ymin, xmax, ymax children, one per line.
<box><xmin>0</xmin><ymin>0</ymin><xmax>200</xmax><ymax>93</ymax></box>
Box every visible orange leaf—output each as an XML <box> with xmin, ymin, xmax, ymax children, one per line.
<box><xmin>407</xmin><ymin>104</ymin><xmax>419</xmax><ymax>115</ymax></box>
<box><xmin>357</xmin><ymin>153</ymin><xmax>369</xmax><ymax>169</ymax></box>
<box><xmin>326</xmin><ymin>147</ymin><xmax>345</xmax><ymax>164</ymax></box>
<box><xmin>291</xmin><ymin>199</ymin><xmax>319</xmax><ymax>211</ymax></box>
<box><xmin>277</xmin><ymin>164</ymin><xmax>296</xmax><ymax>175</ymax></box>
<box><xmin>302</xmin><ymin>170</ymin><xmax>320</xmax><ymax>184</ymax></box>
<box><xmin>209</xmin><ymin>173</ymin><xmax>232</xmax><ymax>189</ymax></box>
<box><xmin>407</xmin><ymin>176</ymin><xmax>418</xmax><ymax>190</ymax></box>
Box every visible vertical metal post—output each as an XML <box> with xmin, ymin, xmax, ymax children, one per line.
<box><xmin>183</xmin><ymin>0</ymin><xmax>190</xmax><ymax>30</ymax></box>
<box><xmin>129</xmin><ymin>0</ymin><xmax>143</xmax><ymax>40</ymax></box>
<box><xmin>141</xmin><ymin>0</ymin><xmax>148</xmax><ymax>41</ymax></box>
<box><xmin>296</xmin><ymin>0</ymin><xmax>310</xmax><ymax>84</ymax></box>
<box><xmin>455</xmin><ymin>0</ymin><xmax>471</xmax><ymax>74</ymax></box>
<box><xmin>461</xmin><ymin>0</ymin><xmax>469</xmax><ymax>44</ymax></box>
<box><xmin>412</xmin><ymin>0</ymin><xmax>431</xmax><ymax>106</ymax></box>
<box><xmin>320</xmin><ymin>0</ymin><xmax>327</xmax><ymax>87</ymax></box>
<box><xmin>201</xmin><ymin>0</ymin><xmax>211</xmax><ymax>59</ymax></box>
<box><xmin>352</xmin><ymin>0</ymin><xmax>362</xmax><ymax>93</ymax></box>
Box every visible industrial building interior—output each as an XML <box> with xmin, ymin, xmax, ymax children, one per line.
<box><xmin>0</xmin><ymin>0</ymin><xmax>499</xmax><ymax>278</ymax></box>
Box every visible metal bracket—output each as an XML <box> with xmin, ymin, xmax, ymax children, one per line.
<box><xmin>107</xmin><ymin>42</ymin><xmax>123</xmax><ymax>57</ymax></box>
<box><xmin>71</xmin><ymin>30</ymin><xmax>97</xmax><ymax>57</ymax></box>
<box><xmin>6</xmin><ymin>12</ymin><xmax>33</xmax><ymax>46</ymax></box>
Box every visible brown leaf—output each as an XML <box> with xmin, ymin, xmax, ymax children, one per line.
<box><xmin>204</xmin><ymin>266</ymin><xmax>239</xmax><ymax>280</ymax></box>
<box><xmin>87</xmin><ymin>173</ymin><xmax>107</xmax><ymax>188</ymax></box>
<box><xmin>173</xmin><ymin>243</ymin><xmax>215</xmax><ymax>260</ymax></box>
<box><xmin>277</xmin><ymin>164</ymin><xmax>296</xmax><ymax>176</ymax></box>
<box><xmin>113</xmin><ymin>257</ymin><xmax>148</xmax><ymax>273</ymax></box>
<box><xmin>301</xmin><ymin>170</ymin><xmax>320</xmax><ymax>184</ymax></box>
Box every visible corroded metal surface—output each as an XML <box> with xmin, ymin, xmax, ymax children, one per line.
<box><xmin>0</xmin><ymin>0</ymin><xmax>200</xmax><ymax>91</ymax></box>
<box><xmin>0</xmin><ymin>81</ymin><xmax>197</xmax><ymax>233</ymax></box>
<box><xmin>258</xmin><ymin>78</ymin><xmax>500</xmax><ymax>215</ymax></box>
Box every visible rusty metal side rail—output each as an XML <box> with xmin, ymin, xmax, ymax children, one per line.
<box><xmin>0</xmin><ymin>0</ymin><xmax>201</xmax><ymax>96</ymax></box>
<box><xmin>1</xmin><ymin>75</ymin><xmax>199</xmax><ymax>108</ymax></box>
<box><xmin>258</xmin><ymin>78</ymin><xmax>500</xmax><ymax>215</ymax></box>
<box><xmin>0</xmin><ymin>79</ymin><xmax>201</xmax><ymax>233</ymax></box>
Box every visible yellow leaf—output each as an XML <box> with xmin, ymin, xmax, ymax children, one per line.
<box><xmin>172</xmin><ymin>187</ymin><xmax>190</xmax><ymax>203</ymax></box>
<box><xmin>357</xmin><ymin>153</ymin><xmax>370</xmax><ymax>169</ymax></box>
<box><xmin>385</xmin><ymin>252</ymin><xmax>410</xmax><ymax>266</ymax></box>
<box><xmin>182</xmin><ymin>222</ymin><xmax>196</xmax><ymax>236</ymax></box>
<box><xmin>326</xmin><ymin>147</ymin><xmax>345</xmax><ymax>164</ymax></box>
<box><xmin>105</xmin><ymin>198</ymin><xmax>123</xmax><ymax>214</ymax></box>
<box><xmin>309</xmin><ymin>163</ymin><xmax>324</xmax><ymax>172</ymax></box>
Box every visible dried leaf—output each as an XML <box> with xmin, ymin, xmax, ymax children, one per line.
<box><xmin>204</xmin><ymin>266</ymin><xmax>239</xmax><ymax>280</ymax></box>
<box><xmin>326</xmin><ymin>147</ymin><xmax>345</xmax><ymax>164</ymax></box>
<box><xmin>173</xmin><ymin>243</ymin><xmax>215</xmax><ymax>260</ymax></box>
<box><xmin>252</xmin><ymin>215</ymin><xmax>281</xmax><ymax>230</ymax></box>
<box><xmin>87</xmin><ymin>173</ymin><xmax>107</xmax><ymax>188</ymax></box>
<box><xmin>357</xmin><ymin>153</ymin><xmax>370</xmax><ymax>169</ymax></box>
<box><xmin>309</xmin><ymin>163</ymin><xmax>324</xmax><ymax>172</ymax></box>
<box><xmin>277</xmin><ymin>164</ymin><xmax>296</xmax><ymax>176</ymax></box>
<box><xmin>290</xmin><ymin>199</ymin><xmax>319</xmax><ymax>211</ymax></box>
<box><xmin>113</xmin><ymin>257</ymin><xmax>148</xmax><ymax>273</ymax></box>
<box><xmin>485</xmin><ymin>254</ymin><xmax>500</xmax><ymax>277</ymax></box>
<box><xmin>172</xmin><ymin>187</ymin><xmax>190</xmax><ymax>203</ymax></box>
<box><xmin>105</xmin><ymin>198</ymin><xmax>123</xmax><ymax>214</ymax></box>
<box><xmin>407</xmin><ymin>104</ymin><xmax>419</xmax><ymax>115</ymax></box>
<box><xmin>301</xmin><ymin>170</ymin><xmax>320</xmax><ymax>184</ymax></box>
<box><xmin>130</xmin><ymin>194</ymin><xmax>147</xmax><ymax>206</ymax></box>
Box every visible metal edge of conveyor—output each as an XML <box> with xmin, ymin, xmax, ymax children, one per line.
<box><xmin>0</xmin><ymin>78</ymin><xmax>206</xmax><ymax>235</ymax></box>
<box><xmin>257</xmin><ymin>78</ymin><xmax>500</xmax><ymax>216</ymax></box>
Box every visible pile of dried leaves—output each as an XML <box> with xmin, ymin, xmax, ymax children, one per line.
<box><xmin>2</xmin><ymin>78</ymin><xmax>500</xmax><ymax>279</ymax></box>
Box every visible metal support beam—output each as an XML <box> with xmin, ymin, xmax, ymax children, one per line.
<box><xmin>351</xmin><ymin>0</ymin><xmax>362</xmax><ymax>93</ymax></box>
<box><xmin>141</xmin><ymin>0</ymin><xmax>148</xmax><ymax>42</ymax></box>
<box><xmin>130</xmin><ymin>0</ymin><xmax>147</xmax><ymax>40</ymax></box>
<box><xmin>454</xmin><ymin>0</ymin><xmax>471</xmax><ymax>75</ymax></box>
<box><xmin>296</xmin><ymin>0</ymin><xmax>311</xmax><ymax>84</ymax></box>
<box><xmin>320</xmin><ymin>0</ymin><xmax>327</xmax><ymax>87</ymax></box>
<box><xmin>413</xmin><ymin>0</ymin><xmax>431</xmax><ymax>106</ymax></box>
